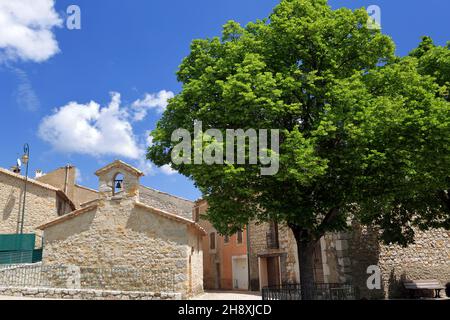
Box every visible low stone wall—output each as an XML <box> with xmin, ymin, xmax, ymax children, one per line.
<box><xmin>0</xmin><ymin>286</ymin><xmax>182</xmax><ymax>300</ymax></box>
<box><xmin>318</xmin><ymin>222</ymin><xmax>450</xmax><ymax>300</ymax></box>
<box><xmin>0</xmin><ymin>264</ymin><xmax>176</xmax><ymax>293</ymax></box>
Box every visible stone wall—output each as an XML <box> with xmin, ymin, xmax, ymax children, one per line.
<box><xmin>0</xmin><ymin>286</ymin><xmax>181</xmax><ymax>300</ymax></box>
<box><xmin>37</xmin><ymin>166</ymin><xmax>76</xmax><ymax>202</ymax></box>
<box><xmin>73</xmin><ymin>185</ymin><xmax>98</xmax><ymax>208</ymax></box>
<box><xmin>42</xmin><ymin>188</ymin><xmax>203</xmax><ymax>297</ymax></box>
<box><xmin>377</xmin><ymin>228</ymin><xmax>450</xmax><ymax>299</ymax></box>
<box><xmin>325</xmin><ymin>223</ymin><xmax>450</xmax><ymax>299</ymax></box>
<box><xmin>0</xmin><ymin>170</ymin><xmax>62</xmax><ymax>234</ymax></box>
<box><xmin>322</xmin><ymin>232</ymin><xmax>354</xmax><ymax>284</ymax></box>
<box><xmin>34</xmin><ymin>165</ymin><xmax>98</xmax><ymax>209</ymax></box>
<box><xmin>0</xmin><ymin>263</ymin><xmax>176</xmax><ymax>293</ymax></box>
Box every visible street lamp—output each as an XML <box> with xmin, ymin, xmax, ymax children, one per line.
<box><xmin>19</xmin><ymin>143</ymin><xmax>30</xmax><ymax>234</ymax></box>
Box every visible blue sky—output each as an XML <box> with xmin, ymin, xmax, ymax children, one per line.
<box><xmin>0</xmin><ymin>0</ymin><xmax>448</xmax><ymax>200</ymax></box>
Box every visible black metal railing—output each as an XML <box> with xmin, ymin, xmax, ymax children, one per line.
<box><xmin>262</xmin><ymin>283</ymin><xmax>357</xmax><ymax>300</ymax></box>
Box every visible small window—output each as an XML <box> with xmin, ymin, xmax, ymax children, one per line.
<box><xmin>113</xmin><ymin>173</ymin><xmax>124</xmax><ymax>195</ymax></box>
<box><xmin>209</xmin><ymin>232</ymin><xmax>216</xmax><ymax>250</ymax></box>
<box><xmin>194</xmin><ymin>207</ymin><xmax>200</xmax><ymax>222</ymax></box>
<box><xmin>237</xmin><ymin>230</ymin><xmax>243</xmax><ymax>244</ymax></box>
<box><xmin>224</xmin><ymin>235</ymin><xmax>230</xmax><ymax>244</ymax></box>
<box><xmin>267</xmin><ymin>221</ymin><xmax>280</xmax><ymax>249</ymax></box>
<box><xmin>57</xmin><ymin>199</ymin><xmax>64</xmax><ymax>216</ymax></box>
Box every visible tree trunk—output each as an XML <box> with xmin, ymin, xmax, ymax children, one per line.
<box><xmin>289</xmin><ymin>224</ymin><xmax>318</xmax><ymax>300</ymax></box>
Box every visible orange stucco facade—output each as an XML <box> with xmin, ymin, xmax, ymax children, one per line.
<box><xmin>194</xmin><ymin>200</ymin><xmax>249</xmax><ymax>291</ymax></box>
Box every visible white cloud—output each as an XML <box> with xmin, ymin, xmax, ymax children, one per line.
<box><xmin>38</xmin><ymin>92</ymin><xmax>141</xmax><ymax>159</ymax></box>
<box><xmin>160</xmin><ymin>164</ymin><xmax>177</xmax><ymax>176</ymax></box>
<box><xmin>10</xmin><ymin>67</ymin><xmax>40</xmax><ymax>111</ymax></box>
<box><xmin>131</xmin><ymin>90</ymin><xmax>174</xmax><ymax>121</ymax></box>
<box><xmin>145</xmin><ymin>130</ymin><xmax>154</xmax><ymax>147</ymax></box>
<box><xmin>137</xmin><ymin>158</ymin><xmax>154</xmax><ymax>176</ymax></box>
<box><xmin>75</xmin><ymin>168</ymin><xmax>83</xmax><ymax>183</ymax></box>
<box><xmin>0</xmin><ymin>0</ymin><xmax>62</xmax><ymax>62</ymax></box>
<box><xmin>38</xmin><ymin>91</ymin><xmax>173</xmax><ymax>175</ymax></box>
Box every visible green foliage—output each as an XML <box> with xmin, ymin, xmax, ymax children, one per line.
<box><xmin>148</xmin><ymin>0</ymin><xmax>450</xmax><ymax>245</ymax></box>
<box><xmin>410</xmin><ymin>36</ymin><xmax>450</xmax><ymax>101</ymax></box>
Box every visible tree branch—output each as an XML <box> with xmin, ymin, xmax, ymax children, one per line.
<box><xmin>317</xmin><ymin>207</ymin><xmax>340</xmax><ymax>233</ymax></box>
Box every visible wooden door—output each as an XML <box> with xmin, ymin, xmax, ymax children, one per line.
<box><xmin>266</xmin><ymin>256</ymin><xmax>281</xmax><ymax>287</ymax></box>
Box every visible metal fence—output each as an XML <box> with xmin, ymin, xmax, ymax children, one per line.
<box><xmin>0</xmin><ymin>250</ymin><xmax>42</xmax><ymax>265</ymax></box>
<box><xmin>0</xmin><ymin>264</ymin><xmax>176</xmax><ymax>292</ymax></box>
<box><xmin>0</xmin><ymin>234</ymin><xmax>43</xmax><ymax>265</ymax></box>
<box><xmin>262</xmin><ymin>283</ymin><xmax>357</xmax><ymax>300</ymax></box>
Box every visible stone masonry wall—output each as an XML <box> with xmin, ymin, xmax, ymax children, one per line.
<box><xmin>0</xmin><ymin>286</ymin><xmax>181</xmax><ymax>300</ymax></box>
<box><xmin>73</xmin><ymin>185</ymin><xmax>98</xmax><ymax>208</ymax></box>
<box><xmin>341</xmin><ymin>224</ymin><xmax>450</xmax><ymax>299</ymax></box>
<box><xmin>0</xmin><ymin>171</ymin><xmax>60</xmax><ymax>234</ymax></box>
<box><xmin>36</xmin><ymin>166</ymin><xmax>76</xmax><ymax>202</ymax></box>
<box><xmin>322</xmin><ymin>232</ymin><xmax>353</xmax><ymax>284</ymax></box>
<box><xmin>43</xmin><ymin>202</ymin><xmax>195</xmax><ymax>295</ymax></box>
<box><xmin>41</xmin><ymin>157</ymin><xmax>206</xmax><ymax>298</ymax></box>
<box><xmin>0</xmin><ymin>263</ymin><xmax>176</xmax><ymax>293</ymax></box>
<box><xmin>379</xmin><ymin>228</ymin><xmax>450</xmax><ymax>298</ymax></box>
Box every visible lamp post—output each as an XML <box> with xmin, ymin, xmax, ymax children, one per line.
<box><xmin>19</xmin><ymin>143</ymin><xmax>30</xmax><ymax>234</ymax></box>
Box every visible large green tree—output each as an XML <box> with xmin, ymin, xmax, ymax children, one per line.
<box><xmin>148</xmin><ymin>0</ymin><xmax>450</xmax><ymax>298</ymax></box>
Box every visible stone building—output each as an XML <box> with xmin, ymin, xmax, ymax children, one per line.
<box><xmin>248</xmin><ymin>222</ymin><xmax>450</xmax><ymax>298</ymax></box>
<box><xmin>0</xmin><ymin>167</ymin><xmax>75</xmax><ymax>236</ymax></box>
<box><xmin>1</xmin><ymin>160</ymin><xmax>205</xmax><ymax>297</ymax></box>
<box><xmin>195</xmin><ymin>199</ymin><xmax>249</xmax><ymax>291</ymax></box>
<box><xmin>248</xmin><ymin>220</ymin><xmax>449</xmax><ymax>298</ymax></box>
<box><xmin>37</xmin><ymin>160</ymin><xmax>205</xmax><ymax>297</ymax></box>
<box><xmin>35</xmin><ymin>165</ymin><xmax>98</xmax><ymax>209</ymax></box>
<box><xmin>197</xmin><ymin>198</ymin><xmax>449</xmax><ymax>298</ymax></box>
<box><xmin>247</xmin><ymin>221</ymin><xmax>299</xmax><ymax>291</ymax></box>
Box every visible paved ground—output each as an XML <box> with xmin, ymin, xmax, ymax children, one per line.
<box><xmin>0</xmin><ymin>291</ymin><xmax>261</xmax><ymax>300</ymax></box>
<box><xmin>0</xmin><ymin>295</ymin><xmax>56</xmax><ymax>300</ymax></box>
<box><xmin>191</xmin><ymin>291</ymin><xmax>262</xmax><ymax>300</ymax></box>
